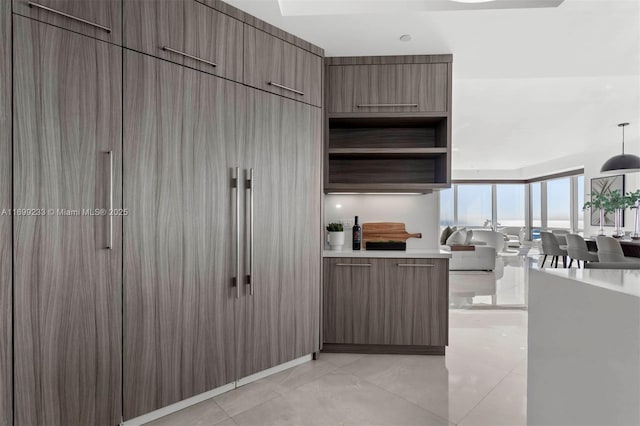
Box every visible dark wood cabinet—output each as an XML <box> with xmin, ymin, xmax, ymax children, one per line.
<box><xmin>7</xmin><ymin>1</ymin><xmax>323</xmax><ymax>423</ymax></box>
<box><xmin>327</xmin><ymin>62</ymin><xmax>449</xmax><ymax>114</ymax></box>
<box><xmin>122</xmin><ymin>50</ymin><xmax>239</xmax><ymax>420</ymax></box>
<box><xmin>383</xmin><ymin>259</ymin><xmax>448</xmax><ymax>346</ymax></box>
<box><xmin>13</xmin><ymin>0</ymin><xmax>121</xmax><ymax>45</ymax></box>
<box><xmin>324</xmin><ymin>55</ymin><xmax>452</xmax><ymax>193</ymax></box>
<box><xmin>12</xmin><ymin>16</ymin><xmax>122</xmax><ymax>426</ymax></box>
<box><xmin>323</xmin><ymin>257</ymin><xmax>448</xmax><ymax>354</ymax></box>
<box><xmin>244</xmin><ymin>25</ymin><xmax>322</xmax><ymax>107</ymax></box>
<box><xmin>124</xmin><ymin>0</ymin><xmax>244</xmax><ymax>81</ymax></box>
<box><xmin>322</xmin><ymin>258</ymin><xmax>386</xmax><ymax>345</ymax></box>
<box><xmin>0</xmin><ymin>1</ymin><xmax>11</xmax><ymax>425</ymax></box>
<box><xmin>237</xmin><ymin>89</ymin><xmax>322</xmax><ymax>377</ymax></box>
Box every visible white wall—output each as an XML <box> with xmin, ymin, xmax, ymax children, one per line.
<box><xmin>324</xmin><ymin>193</ymin><xmax>440</xmax><ymax>250</ymax></box>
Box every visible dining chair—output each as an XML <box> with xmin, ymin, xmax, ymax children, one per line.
<box><xmin>540</xmin><ymin>231</ymin><xmax>569</xmax><ymax>268</ymax></box>
<box><xmin>566</xmin><ymin>234</ymin><xmax>599</xmax><ymax>268</ymax></box>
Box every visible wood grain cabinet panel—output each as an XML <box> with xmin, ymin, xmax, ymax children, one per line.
<box><xmin>383</xmin><ymin>259</ymin><xmax>448</xmax><ymax>346</ymax></box>
<box><xmin>13</xmin><ymin>16</ymin><xmax>122</xmax><ymax>426</ymax></box>
<box><xmin>13</xmin><ymin>0</ymin><xmax>122</xmax><ymax>45</ymax></box>
<box><xmin>123</xmin><ymin>51</ymin><xmax>239</xmax><ymax>420</ymax></box>
<box><xmin>124</xmin><ymin>0</ymin><xmax>243</xmax><ymax>81</ymax></box>
<box><xmin>327</xmin><ymin>63</ymin><xmax>449</xmax><ymax>114</ymax></box>
<box><xmin>322</xmin><ymin>258</ymin><xmax>386</xmax><ymax>344</ymax></box>
<box><xmin>244</xmin><ymin>25</ymin><xmax>322</xmax><ymax>107</ymax></box>
<box><xmin>237</xmin><ymin>89</ymin><xmax>322</xmax><ymax>378</ymax></box>
<box><xmin>0</xmin><ymin>1</ymin><xmax>11</xmax><ymax>425</ymax></box>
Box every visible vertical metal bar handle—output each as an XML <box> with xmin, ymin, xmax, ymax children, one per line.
<box><xmin>246</xmin><ymin>169</ymin><xmax>254</xmax><ymax>296</ymax></box>
<box><xmin>232</xmin><ymin>167</ymin><xmax>240</xmax><ymax>298</ymax></box>
<box><xmin>106</xmin><ymin>151</ymin><xmax>113</xmax><ymax>249</ymax></box>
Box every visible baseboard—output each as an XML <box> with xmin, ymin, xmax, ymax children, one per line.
<box><xmin>237</xmin><ymin>354</ymin><xmax>313</xmax><ymax>387</ymax></box>
<box><xmin>121</xmin><ymin>382</ymin><xmax>236</xmax><ymax>426</ymax></box>
<box><xmin>121</xmin><ymin>354</ymin><xmax>313</xmax><ymax>425</ymax></box>
<box><xmin>322</xmin><ymin>343</ymin><xmax>445</xmax><ymax>355</ymax></box>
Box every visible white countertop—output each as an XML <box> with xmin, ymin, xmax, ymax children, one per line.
<box><xmin>323</xmin><ymin>249</ymin><xmax>451</xmax><ymax>259</ymax></box>
<box><xmin>537</xmin><ymin>268</ymin><xmax>640</xmax><ymax>298</ymax></box>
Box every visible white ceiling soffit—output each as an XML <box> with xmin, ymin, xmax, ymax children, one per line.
<box><xmin>277</xmin><ymin>0</ymin><xmax>565</xmax><ymax>16</ymax></box>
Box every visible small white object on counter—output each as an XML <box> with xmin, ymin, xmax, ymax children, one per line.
<box><xmin>323</xmin><ymin>249</ymin><xmax>451</xmax><ymax>259</ymax></box>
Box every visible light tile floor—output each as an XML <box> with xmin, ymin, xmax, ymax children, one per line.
<box><xmin>147</xmin><ymin>310</ymin><xmax>528</xmax><ymax>426</ymax></box>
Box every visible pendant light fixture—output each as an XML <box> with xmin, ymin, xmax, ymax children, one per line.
<box><xmin>601</xmin><ymin>123</ymin><xmax>640</xmax><ymax>173</ymax></box>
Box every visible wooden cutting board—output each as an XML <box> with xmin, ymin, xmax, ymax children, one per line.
<box><xmin>362</xmin><ymin>222</ymin><xmax>422</xmax><ymax>249</ymax></box>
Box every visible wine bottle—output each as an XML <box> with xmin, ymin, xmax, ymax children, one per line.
<box><xmin>352</xmin><ymin>216</ymin><xmax>362</xmax><ymax>250</ymax></box>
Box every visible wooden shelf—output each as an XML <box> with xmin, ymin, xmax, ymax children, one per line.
<box><xmin>328</xmin><ymin>147</ymin><xmax>447</xmax><ymax>156</ymax></box>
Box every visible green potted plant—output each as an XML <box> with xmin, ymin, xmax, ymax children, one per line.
<box><xmin>626</xmin><ymin>189</ymin><xmax>640</xmax><ymax>239</ymax></box>
<box><xmin>583</xmin><ymin>191</ymin><xmax>610</xmax><ymax>236</ymax></box>
<box><xmin>326</xmin><ymin>222</ymin><xmax>345</xmax><ymax>251</ymax></box>
<box><xmin>605</xmin><ymin>190</ymin><xmax>627</xmax><ymax>237</ymax></box>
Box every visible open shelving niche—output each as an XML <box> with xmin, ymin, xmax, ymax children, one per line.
<box><xmin>325</xmin><ymin>116</ymin><xmax>450</xmax><ymax>193</ymax></box>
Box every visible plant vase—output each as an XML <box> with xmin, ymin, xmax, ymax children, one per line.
<box><xmin>598</xmin><ymin>208</ymin><xmax>606</xmax><ymax>236</ymax></box>
<box><xmin>327</xmin><ymin>231</ymin><xmax>345</xmax><ymax>251</ymax></box>
<box><xmin>634</xmin><ymin>202</ymin><xmax>640</xmax><ymax>239</ymax></box>
<box><xmin>613</xmin><ymin>208</ymin><xmax>624</xmax><ymax>237</ymax></box>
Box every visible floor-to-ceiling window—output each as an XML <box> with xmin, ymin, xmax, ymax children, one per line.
<box><xmin>439</xmin><ymin>171</ymin><xmax>584</xmax><ymax>239</ymax></box>
<box><xmin>457</xmin><ymin>184</ymin><xmax>492</xmax><ymax>228</ymax></box>
<box><xmin>439</xmin><ymin>187</ymin><xmax>455</xmax><ymax>226</ymax></box>
<box><xmin>577</xmin><ymin>175</ymin><xmax>585</xmax><ymax>231</ymax></box>
<box><xmin>546</xmin><ymin>177</ymin><xmax>571</xmax><ymax>229</ymax></box>
<box><xmin>496</xmin><ymin>184</ymin><xmax>526</xmax><ymax>227</ymax></box>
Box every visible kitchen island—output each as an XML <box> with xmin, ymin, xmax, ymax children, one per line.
<box><xmin>528</xmin><ymin>268</ymin><xmax>640</xmax><ymax>426</ymax></box>
<box><xmin>322</xmin><ymin>249</ymin><xmax>451</xmax><ymax>355</ymax></box>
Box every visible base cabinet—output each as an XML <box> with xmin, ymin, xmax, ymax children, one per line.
<box><xmin>323</xmin><ymin>257</ymin><xmax>448</xmax><ymax>353</ymax></box>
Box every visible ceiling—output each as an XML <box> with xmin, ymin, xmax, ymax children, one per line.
<box><xmin>225</xmin><ymin>0</ymin><xmax>640</xmax><ymax>176</ymax></box>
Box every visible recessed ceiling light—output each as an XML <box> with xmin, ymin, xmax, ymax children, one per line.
<box><xmin>399</xmin><ymin>34</ymin><xmax>412</xmax><ymax>42</ymax></box>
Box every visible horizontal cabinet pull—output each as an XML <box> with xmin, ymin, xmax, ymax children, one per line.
<box><xmin>336</xmin><ymin>263</ymin><xmax>372</xmax><ymax>267</ymax></box>
<box><xmin>357</xmin><ymin>103</ymin><xmax>418</xmax><ymax>108</ymax></box>
<box><xmin>268</xmin><ymin>82</ymin><xmax>305</xmax><ymax>96</ymax></box>
<box><xmin>28</xmin><ymin>2</ymin><xmax>112</xmax><ymax>33</ymax></box>
<box><xmin>396</xmin><ymin>263</ymin><xmax>434</xmax><ymax>267</ymax></box>
<box><xmin>162</xmin><ymin>47</ymin><xmax>217</xmax><ymax>68</ymax></box>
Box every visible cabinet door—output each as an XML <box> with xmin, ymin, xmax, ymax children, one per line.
<box><xmin>244</xmin><ymin>25</ymin><xmax>322</xmax><ymax>107</ymax></box>
<box><xmin>13</xmin><ymin>16</ymin><xmax>122</xmax><ymax>426</ymax></box>
<box><xmin>123</xmin><ymin>51</ymin><xmax>238</xmax><ymax>419</ymax></box>
<box><xmin>327</xmin><ymin>63</ymin><xmax>449</xmax><ymax>114</ymax></box>
<box><xmin>13</xmin><ymin>0</ymin><xmax>121</xmax><ymax>45</ymax></box>
<box><xmin>124</xmin><ymin>0</ymin><xmax>243</xmax><ymax>81</ymax></box>
<box><xmin>383</xmin><ymin>259</ymin><xmax>448</xmax><ymax>346</ymax></box>
<box><xmin>0</xmin><ymin>1</ymin><xmax>11</xmax><ymax>425</ymax></box>
<box><xmin>323</xmin><ymin>258</ymin><xmax>386</xmax><ymax>344</ymax></box>
<box><xmin>237</xmin><ymin>89</ymin><xmax>322</xmax><ymax>378</ymax></box>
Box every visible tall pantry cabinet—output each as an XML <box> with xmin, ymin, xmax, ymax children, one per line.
<box><xmin>122</xmin><ymin>51</ymin><xmax>239</xmax><ymax>420</ymax></box>
<box><xmin>12</xmin><ymin>16</ymin><xmax>123</xmax><ymax>426</ymax></box>
<box><xmin>0</xmin><ymin>0</ymin><xmax>11</xmax><ymax>425</ymax></box>
<box><xmin>5</xmin><ymin>0</ymin><xmax>323</xmax><ymax>424</ymax></box>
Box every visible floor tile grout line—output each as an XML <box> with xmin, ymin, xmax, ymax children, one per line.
<box><xmin>456</xmin><ymin>368</ymin><xmax>514</xmax><ymax>425</ymax></box>
<box><xmin>336</xmin><ymin>366</ymin><xmax>456</xmax><ymax>426</ymax></box>
<box><xmin>220</xmin><ymin>363</ymin><xmax>342</xmax><ymax>420</ymax></box>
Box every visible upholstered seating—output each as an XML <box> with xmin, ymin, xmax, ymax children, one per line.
<box><xmin>540</xmin><ymin>231</ymin><xmax>568</xmax><ymax>268</ymax></box>
<box><xmin>565</xmin><ymin>234</ymin><xmax>598</xmax><ymax>268</ymax></box>
<box><xmin>596</xmin><ymin>236</ymin><xmax>640</xmax><ymax>264</ymax></box>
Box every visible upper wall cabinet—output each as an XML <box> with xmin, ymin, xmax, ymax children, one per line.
<box><xmin>13</xmin><ymin>0</ymin><xmax>121</xmax><ymax>45</ymax></box>
<box><xmin>124</xmin><ymin>0</ymin><xmax>243</xmax><ymax>81</ymax></box>
<box><xmin>244</xmin><ymin>25</ymin><xmax>322</xmax><ymax>107</ymax></box>
<box><xmin>327</xmin><ymin>61</ymin><xmax>450</xmax><ymax>114</ymax></box>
